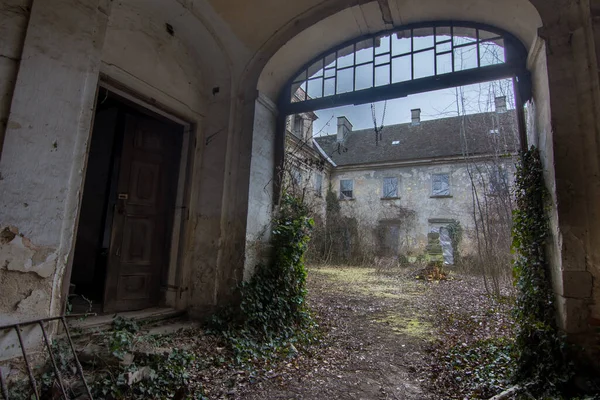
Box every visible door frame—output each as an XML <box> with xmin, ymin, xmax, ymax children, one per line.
<box><xmin>63</xmin><ymin>79</ymin><xmax>195</xmax><ymax>313</ymax></box>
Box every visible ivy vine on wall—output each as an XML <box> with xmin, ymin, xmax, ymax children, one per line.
<box><xmin>512</xmin><ymin>146</ymin><xmax>571</xmax><ymax>393</ymax></box>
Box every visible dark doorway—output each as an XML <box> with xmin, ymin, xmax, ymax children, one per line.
<box><xmin>70</xmin><ymin>91</ymin><xmax>183</xmax><ymax>314</ymax></box>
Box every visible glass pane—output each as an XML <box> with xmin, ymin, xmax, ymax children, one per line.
<box><xmin>432</xmin><ymin>174</ymin><xmax>450</xmax><ymax>196</ymax></box>
<box><xmin>308</xmin><ymin>59</ymin><xmax>323</xmax><ymax>78</ymax></box>
<box><xmin>375</xmin><ymin>54</ymin><xmax>390</xmax><ymax>65</ymax></box>
<box><xmin>375</xmin><ymin>35</ymin><xmax>390</xmax><ymax>55</ymax></box>
<box><xmin>436</xmin><ymin>26</ymin><xmax>452</xmax><ymax>41</ymax></box>
<box><xmin>479</xmin><ymin>38</ymin><xmax>505</xmax><ymax>66</ymax></box>
<box><xmin>324</xmin><ymin>78</ymin><xmax>336</xmax><ymax>96</ymax></box>
<box><xmin>436</xmin><ymin>41</ymin><xmax>451</xmax><ymax>53</ymax></box>
<box><xmin>337</xmin><ymin>44</ymin><xmax>354</xmax><ymax>68</ymax></box>
<box><xmin>307</xmin><ymin>78</ymin><xmax>323</xmax><ymax>99</ymax></box>
<box><xmin>324</xmin><ymin>68</ymin><xmax>335</xmax><ymax>78</ymax></box>
<box><xmin>293</xmin><ymin>70</ymin><xmax>307</xmax><ymax>83</ymax></box>
<box><xmin>413</xmin><ymin>27</ymin><xmax>434</xmax><ymax>51</ymax></box>
<box><xmin>325</xmin><ymin>52</ymin><xmax>337</xmax><ymax>68</ymax></box>
<box><xmin>479</xmin><ymin>29</ymin><xmax>500</xmax><ymax>41</ymax></box>
<box><xmin>453</xmin><ymin>27</ymin><xmax>477</xmax><ymax>46</ymax></box>
<box><xmin>436</xmin><ymin>53</ymin><xmax>452</xmax><ymax>75</ymax></box>
<box><xmin>392</xmin><ymin>55</ymin><xmax>411</xmax><ymax>83</ymax></box>
<box><xmin>341</xmin><ymin>179</ymin><xmax>353</xmax><ymax>191</ymax></box>
<box><xmin>375</xmin><ymin>65</ymin><xmax>390</xmax><ymax>86</ymax></box>
<box><xmin>414</xmin><ymin>50</ymin><xmax>434</xmax><ymax>79</ymax></box>
<box><xmin>291</xmin><ymin>81</ymin><xmax>306</xmax><ymax>101</ymax></box>
<box><xmin>355</xmin><ymin>64</ymin><xmax>373</xmax><ymax>90</ymax></box>
<box><xmin>337</xmin><ymin>68</ymin><xmax>354</xmax><ymax>94</ymax></box>
<box><xmin>454</xmin><ymin>44</ymin><xmax>478</xmax><ymax>71</ymax></box>
<box><xmin>383</xmin><ymin>177</ymin><xmax>398</xmax><ymax>198</ymax></box>
<box><xmin>391</xmin><ymin>30</ymin><xmax>411</xmax><ymax>55</ymax></box>
<box><xmin>355</xmin><ymin>39</ymin><xmax>374</xmax><ymax>64</ymax></box>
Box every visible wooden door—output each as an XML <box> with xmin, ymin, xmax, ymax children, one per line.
<box><xmin>103</xmin><ymin>112</ymin><xmax>181</xmax><ymax>313</ymax></box>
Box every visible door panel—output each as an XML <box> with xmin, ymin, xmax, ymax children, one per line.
<box><xmin>103</xmin><ymin>112</ymin><xmax>181</xmax><ymax>313</ymax></box>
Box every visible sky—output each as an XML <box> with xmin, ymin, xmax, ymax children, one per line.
<box><xmin>291</xmin><ymin>28</ymin><xmax>515</xmax><ymax>137</ymax></box>
<box><xmin>312</xmin><ymin>79</ymin><xmax>516</xmax><ymax>137</ymax></box>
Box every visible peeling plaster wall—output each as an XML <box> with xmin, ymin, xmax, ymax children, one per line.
<box><xmin>244</xmin><ymin>94</ymin><xmax>277</xmax><ymax>279</ymax></box>
<box><xmin>0</xmin><ymin>0</ymin><xmax>31</xmax><ymax>153</ymax></box>
<box><xmin>0</xmin><ymin>0</ymin><xmax>109</xmax><ymax>360</ymax></box>
<box><xmin>330</xmin><ymin>160</ymin><xmax>516</xmax><ymax>256</ymax></box>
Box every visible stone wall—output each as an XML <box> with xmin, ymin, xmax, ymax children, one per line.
<box><xmin>330</xmin><ymin>158</ymin><xmax>516</xmax><ymax>259</ymax></box>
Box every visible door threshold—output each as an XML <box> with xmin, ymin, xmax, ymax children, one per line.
<box><xmin>68</xmin><ymin>307</ymin><xmax>185</xmax><ymax>331</ymax></box>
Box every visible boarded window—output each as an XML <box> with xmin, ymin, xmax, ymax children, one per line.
<box><xmin>431</xmin><ymin>173</ymin><xmax>450</xmax><ymax>196</ymax></box>
<box><xmin>383</xmin><ymin>177</ymin><xmax>398</xmax><ymax>198</ymax></box>
<box><xmin>315</xmin><ymin>173</ymin><xmax>323</xmax><ymax>196</ymax></box>
<box><xmin>340</xmin><ymin>179</ymin><xmax>353</xmax><ymax>199</ymax></box>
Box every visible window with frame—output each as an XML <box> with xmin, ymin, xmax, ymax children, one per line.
<box><xmin>431</xmin><ymin>173</ymin><xmax>450</xmax><ymax>196</ymax></box>
<box><xmin>382</xmin><ymin>177</ymin><xmax>398</xmax><ymax>198</ymax></box>
<box><xmin>293</xmin><ymin>116</ymin><xmax>304</xmax><ymax>139</ymax></box>
<box><xmin>488</xmin><ymin>166</ymin><xmax>509</xmax><ymax>195</ymax></box>
<box><xmin>315</xmin><ymin>173</ymin><xmax>323</xmax><ymax>196</ymax></box>
<box><xmin>340</xmin><ymin>179</ymin><xmax>353</xmax><ymax>199</ymax></box>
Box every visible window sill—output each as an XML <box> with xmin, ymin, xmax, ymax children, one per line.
<box><xmin>339</xmin><ymin>197</ymin><xmax>356</xmax><ymax>201</ymax></box>
<box><xmin>430</xmin><ymin>195</ymin><xmax>453</xmax><ymax>198</ymax></box>
<box><xmin>381</xmin><ymin>197</ymin><xmax>401</xmax><ymax>200</ymax></box>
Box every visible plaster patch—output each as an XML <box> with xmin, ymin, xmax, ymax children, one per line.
<box><xmin>16</xmin><ymin>289</ymin><xmax>48</xmax><ymax>315</ymax></box>
<box><xmin>0</xmin><ymin>234</ymin><xmax>57</xmax><ymax>278</ymax></box>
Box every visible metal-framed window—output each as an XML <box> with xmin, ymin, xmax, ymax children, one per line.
<box><xmin>431</xmin><ymin>173</ymin><xmax>450</xmax><ymax>196</ymax></box>
<box><xmin>340</xmin><ymin>179</ymin><xmax>354</xmax><ymax>199</ymax></box>
<box><xmin>280</xmin><ymin>22</ymin><xmax>529</xmax><ymax>116</ymax></box>
<box><xmin>382</xmin><ymin>177</ymin><xmax>399</xmax><ymax>198</ymax></box>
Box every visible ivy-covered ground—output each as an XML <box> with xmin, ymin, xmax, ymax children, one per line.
<box><xmin>239</xmin><ymin>264</ymin><xmax>517</xmax><ymax>399</ymax></box>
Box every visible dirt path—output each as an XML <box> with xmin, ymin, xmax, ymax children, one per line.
<box><xmin>240</xmin><ymin>266</ymin><xmax>440</xmax><ymax>400</ymax></box>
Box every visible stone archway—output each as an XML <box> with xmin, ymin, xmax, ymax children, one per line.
<box><xmin>238</xmin><ymin>0</ymin><xmax>600</xmax><ymax>369</ymax></box>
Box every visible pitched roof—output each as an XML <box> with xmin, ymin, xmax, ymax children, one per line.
<box><xmin>314</xmin><ymin>111</ymin><xmax>519</xmax><ymax>166</ymax></box>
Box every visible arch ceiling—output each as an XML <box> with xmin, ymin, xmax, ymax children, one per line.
<box><xmin>253</xmin><ymin>0</ymin><xmax>542</xmax><ymax>100</ymax></box>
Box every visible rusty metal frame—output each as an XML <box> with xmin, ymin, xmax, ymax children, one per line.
<box><xmin>0</xmin><ymin>314</ymin><xmax>93</xmax><ymax>400</ymax></box>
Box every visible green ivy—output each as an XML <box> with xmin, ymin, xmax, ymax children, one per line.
<box><xmin>447</xmin><ymin>220</ymin><xmax>463</xmax><ymax>265</ymax></box>
<box><xmin>212</xmin><ymin>192</ymin><xmax>317</xmax><ymax>365</ymax></box>
<box><xmin>511</xmin><ymin>147</ymin><xmax>571</xmax><ymax>393</ymax></box>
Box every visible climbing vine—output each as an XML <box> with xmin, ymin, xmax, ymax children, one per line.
<box><xmin>446</xmin><ymin>220</ymin><xmax>463</xmax><ymax>265</ymax></box>
<box><xmin>511</xmin><ymin>147</ymin><xmax>570</xmax><ymax>393</ymax></box>
<box><xmin>213</xmin><ymin>192</ymin><xmax>317</xmax><ymax>364</ymax></box>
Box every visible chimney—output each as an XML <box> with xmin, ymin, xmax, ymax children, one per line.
<box><xmin>337</xmin><ymin>116</ymin><xmax>352</xmax><ymax>143</ymax></box>
<box><xmin>495</xmin><ymin>96</ymin><xmax>507</xmax><ymax>113</ymax></box>
<box><xmin>411</xmin><ymin>108</ymin><xmax>421</xmax><ymax>125</ymax></box>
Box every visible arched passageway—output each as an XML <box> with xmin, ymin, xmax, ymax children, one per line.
<box><xmin>244</xmin><ymin>0</ymin><xmax>600</xmax><ymax>372</ymax></box>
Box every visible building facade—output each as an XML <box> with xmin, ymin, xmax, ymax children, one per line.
<box><xmin>309</xmin><ymin>99</ymin><xmax>517</xmax><ymax>263</ymax></box>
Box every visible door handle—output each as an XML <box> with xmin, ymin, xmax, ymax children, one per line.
<box><xmin>116</xmin><ymin>193</ymin><xmax>128</xmax><ymax>214</ymax></box>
